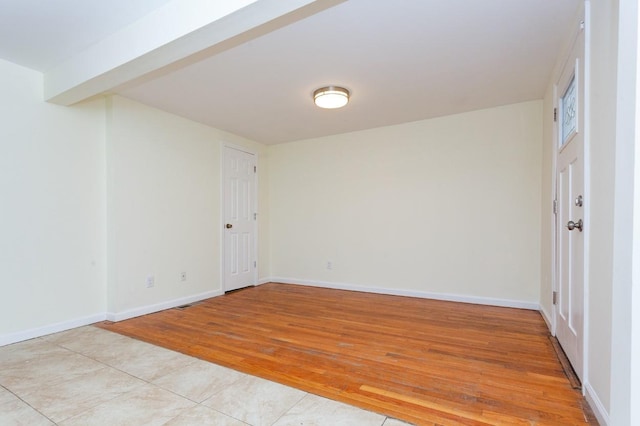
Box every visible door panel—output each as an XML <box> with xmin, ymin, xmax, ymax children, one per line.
<box><xmin>557</xmin><ymin>139</ymin><xmax>584</xmax><ymax>377</ymax></box>
<box><xmin>224</xmin><ymin>146</ymin><xmax>256</xmax><ymax>292</ymax></box>
<box><xmin>555</xmin><ymin>21</ymin><xmax>585</xmax><ymax>381</ymax></box>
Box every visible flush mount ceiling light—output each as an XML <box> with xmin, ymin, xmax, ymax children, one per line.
<box><xmin>313</xmin><ymin>86</ymin><xmax>350</xmax><ymax>109</ymax></box>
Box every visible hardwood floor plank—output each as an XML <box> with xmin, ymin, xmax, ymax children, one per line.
<box><xmin>97</xmin><ymin>283</ymin><xmax>595</xmax><ymax>425</ymax></box>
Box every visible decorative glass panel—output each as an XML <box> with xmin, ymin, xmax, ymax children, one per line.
<box><xmin>561</xmin><ymin>74</ymin><xmax>577</xmax><ymax>146</ymax></box>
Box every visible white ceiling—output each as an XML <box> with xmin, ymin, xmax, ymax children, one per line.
<box><xmin>0</xmin><ymin>0</ymin><xmax>174</xmax><ymax>72</ymax></box>
<box><xmin>0</xmin><ymin>0</ymin><xmax>580</xmax><ymax>145</ymax></box>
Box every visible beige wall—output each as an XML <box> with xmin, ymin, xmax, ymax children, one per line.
<box><xmin>0</xmin><ymin>79</ymin><xmax>271</xmax><ymax>340</ymax></box>
<box><xmin>268</xmin><ymin>101</ymin><xmax>543</xmax><ymax>304</ymax></box>
<box><xmin>106</xmin><ymin>95</ymin><xmax>269</xmax><ymax>317</ymax></box>
<box><xmin>0</xmin><ymin>59</ymin><xmax>106</xmax><ymax>340</ymax></box>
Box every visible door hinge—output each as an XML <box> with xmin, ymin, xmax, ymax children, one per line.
<box><xmin>254</xmin><ymin>261</ymin><xmax>257</xmax><ymax>268</ymax></box>
<box><xmin>552</xmin><ymin>291</ymin><xmax>558</xmax><ymax>305</ymax></box>
<box><xmin>253</xmin><ymin>212</ymin><xmax>257</xmax><ymax>220</ymax></box>
<box><xmin>254</xmin><ymin>165</ymin><xmax>257</xmax><ymax>173</ymax></box>
<box><xmin>553</xmin><ymin>108</ymin><xmax>558</xmax><ymax>122</ymax></box>
<box><xmin>553</xmin><ymin>199</ymin><xmax>558</xmax><ymax>215</ymax></box>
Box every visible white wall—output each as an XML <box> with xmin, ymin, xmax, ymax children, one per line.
<box><xmin>586</xmin><ymin>0</ymin><xmax>618</xmax><ymax>419</ymax></box>
<box><xmin>611</xmin><ymin>0</ymin><xmax>639</xmax><ymax>424</ymax></box>
<box><xmin>268</xmin><ymin>101</ymin><xmax>542</xmax><ymax>305</ymax></box>
<box><xmin>106</xmin><ymin>95</ymin><xmax>268</xmax><ymax>317</ymax></box>
<box><xmin>0</xmin><ymin>59</ymin><xmax>106</xmax><ymax>342</ymax></box>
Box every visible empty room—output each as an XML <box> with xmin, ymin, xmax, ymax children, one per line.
<box><xmin>0</xmin><ymin>0</ymin><xmax>638</xmax><ymax>425</ymax></box>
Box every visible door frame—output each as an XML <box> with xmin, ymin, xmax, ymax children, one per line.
<box><xmin>551</xmin><ymin>0</ymin><xmax>590</xmax><ymax>391</ymax></box>
<box><xmin>220</xmin><ymin>143</ymin><xmax>258</xmax><ymax>292</ymax></box>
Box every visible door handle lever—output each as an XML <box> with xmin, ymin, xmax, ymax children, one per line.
<box><xmin>567</xmin><ymin>219</ymin><xmax>583</xmax><ymax>232</ymax></box>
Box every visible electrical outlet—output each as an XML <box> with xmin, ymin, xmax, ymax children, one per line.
<box><xmin>146</xmin><ymin>276</ymin><xmax>155</xmax><ymax>288</ymax></box>
<box><xmin>180</xmin><ymin>271</ymin><xmax>187</xmax><ymax>282</ymax></box>
<box><xmin>327</xmin><ymin>261</ymin><xmax>333</xmax><ymax>270</ymax></box>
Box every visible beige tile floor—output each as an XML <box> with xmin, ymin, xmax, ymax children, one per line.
<box><xmin>0</xmin><ymin>326</ymin><xmax>413</xmax><ymax>425</ymax></box>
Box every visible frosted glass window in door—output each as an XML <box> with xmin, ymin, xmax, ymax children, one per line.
<box><xmin>560</xmin><ymin>74</ymin><xmax>577</xmax><ymax>146</ymax></box>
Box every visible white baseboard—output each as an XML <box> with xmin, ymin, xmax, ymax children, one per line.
<box><xmin>0</xmin><ymin>312</ymin><xmax>107</xmax><ymax>347</ymax></box>
<box><xmin>585</xmin><ymin>382</ymin><xmax>609</xmax><ymax>426</ymax></box>
<box><xmin>267</xmin><ymin>277</ymin><xmax>539</xmax><ymax>310</ymax></box>
<box><xmin>0</xmin><ymin>280</ymin><xmax>538</xmax><ymax>346</ymax></box>
<box><xmin>2</xmin><ymin>290</ymin><xmax>227</xmax><ymax>347</ymax></box>
<box><xmin>106</xmin><ymin>289</ymin><xmax>224</xmax><ymax>322</ymax></box>
<box><xmin>539</xmin><ymin>304</ymin><xmax>554</xmax><ymax>332</ymax></box>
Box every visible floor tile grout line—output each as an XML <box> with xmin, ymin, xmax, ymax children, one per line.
<box><xmin>15</xmin><ymin>326</ymin><xmax>410</xmax><ymax>425</ymax></box>
<box><xmin>23</xmin><ymin>343</ymin><xmax>149</xmax><ymax>425</ymax></box>
<box><xmin>48</xmin><ymin>327</ymin><xmax>201</xmax><ymax>387</ymax></box>
<box><xmin>44</xmin><ymin>327</ymin><xmax>259</xmax><ymax>425</ymax></box>
<box><xmin>267</xmin><ymin>390</ymin><xmax>310</xmax><ymax>426</ymax></box>
<box><xmin>90</xmin><ymin>325</ymin><xmax>400</xmax><ymax>425</ymax></box>
<box><xmin>26</xmin><ymin>334</ymin><xmax>194</xmax><ymax>424</ymax></box>
<box><xmin>77</xmin><ymin>325</ymin><xmax>315</xmax><ymax>425</ymax></box>
<box><xmin>1</xmin><ymin>382</ymin><xmax>57</xmax><ymax>425</ymax></box>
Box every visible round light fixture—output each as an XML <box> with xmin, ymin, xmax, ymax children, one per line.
<box><xmin>313</xmin><ymin>86</ymin><xmax>350</xmax><ymax>109</ymax></box>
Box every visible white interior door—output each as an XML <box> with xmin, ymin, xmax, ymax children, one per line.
<box><xmin>555</xmin><ymin>22</ymin><xmax>585</xmax><ymax>381</ymax></box>
<box><xmin>223</xmin><ymin>146</ymin><xmax>257</xmax><ymax>292</ymax></box>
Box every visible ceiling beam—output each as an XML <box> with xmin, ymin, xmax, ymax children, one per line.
<box><xmin>44</xmin><ymin>0</ymin><xmax>345</xmax><ymax>105</ymax></box>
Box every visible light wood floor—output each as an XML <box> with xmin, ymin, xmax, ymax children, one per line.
<box><xmin>98</xmin><ymin>283</ymin><xmax>595</xmax><ymax>425</ymax></box>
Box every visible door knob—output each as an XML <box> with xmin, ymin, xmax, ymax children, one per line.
<box><xmin>225</xmin><ymin>224</ymin><xmax>233</xmax><ymax>229</ymax></box>
<box><xmin>567</xmin><ymin>219</ymin><xmax>583</xmax><ymax>232</ymax></box>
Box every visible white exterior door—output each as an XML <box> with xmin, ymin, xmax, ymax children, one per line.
<box><xmin>555</xmin><ymin>22</ymin><xmax>585</xmax><ymax>381</ymax></box>
<box><xmin>223</xmin><ymin>146</ymin><xmax>257</xmax><ymax>292</ymax></box>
